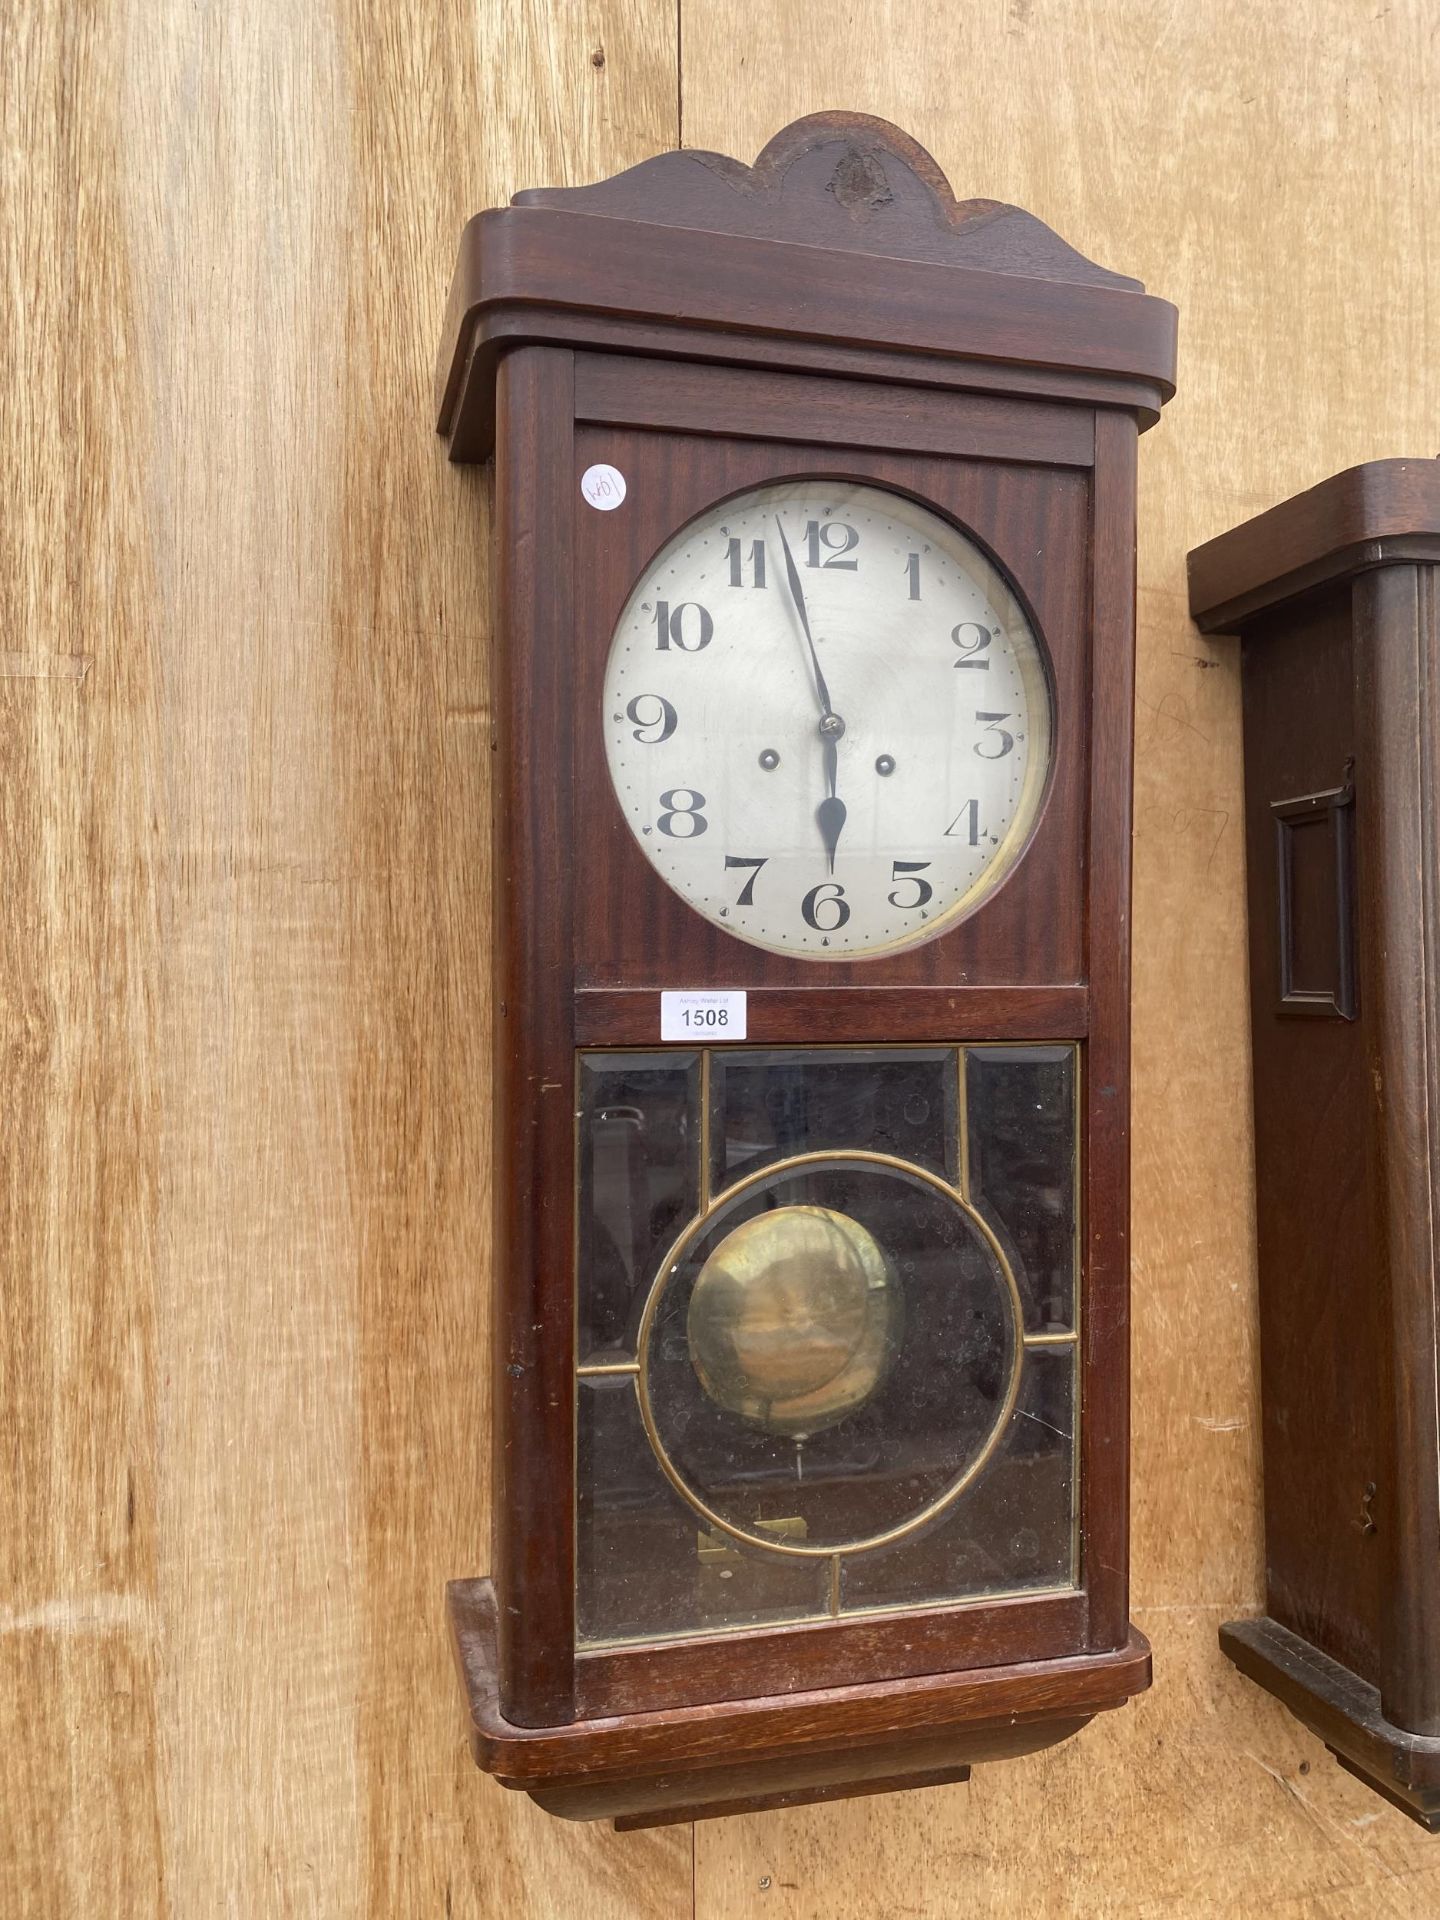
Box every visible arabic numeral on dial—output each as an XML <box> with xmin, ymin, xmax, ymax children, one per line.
<box><xmin>625</xmin><ymin>693</ymin><xmax>677</xmax><ymax>743</ymax></box>
<box><xmin>946</xmin><ymin>799</ymin><xmax>981</xmax><ymax>846</ymax></box>
<box><xmin>905</xmin><ymin>552</ymin><xmax>921</xmax><ymax>600</ymax></box>
<box><xmin>801</xmin><ymin>882</ymin><xmax>850</xmax><ymax>931</ymax></box>
<box><xmin>724</xmin><ymin>854</ymin><xmax>767</xmax><ymax>905</ymax></box>
<box><xmin>887</xmin><ymin>860</ymin><xmax>933</xmax><ymax>910</ymax></box>
<box><xmin>657</xmin><ymin>788</ymin><xmax>708</xmax><ymax>837</ymax></box>
<box><xmin>974</xmin><ymin>712</ymin><xmax>1015</xmax><ymax>759</ymax></box>
<box><xmin>654</xmin><ymin>600</ymin><xmax>714</xmax><ymax>652</ymax></box>
<box><xmin>726</xmin><ymin>538</ymin><xmax>767</xmax><ymax>588</ymax></box>
<box><xmin>952</xmin><ymin>622</ymin><xmax>992</xmax><ymax>668</ymax></box>
<box><xmin>803</xmin><ymin>520</ymin><xmax>859</xmax><ymax>570</ymax></box>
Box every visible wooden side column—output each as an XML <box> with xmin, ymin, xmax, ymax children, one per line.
<box><xmin>1354</xmin><ymin>564</ymin><xmax>1440</xmax><ymax>1735</ymax></box>
<box><xmin>492</xmin><ymin>346</ymin><xmax>579</xmax><ymax>1727</ymax></box>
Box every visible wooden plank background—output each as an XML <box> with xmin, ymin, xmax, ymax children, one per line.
<box><xmin>3</xmin><ymin>1</ymin><xmax>1438</xmax><ymax>1913</ymax></box>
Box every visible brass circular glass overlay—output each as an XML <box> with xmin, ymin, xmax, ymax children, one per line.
<box><xmin>637</xmin><ymin>1153</ymin><xmax>1024</xmax><ymax>1557</ymax></box>
<box><xmin>687</xmin><ymin>1205</ymin><xmax>901</xmax><ymax>1437</ymax></box>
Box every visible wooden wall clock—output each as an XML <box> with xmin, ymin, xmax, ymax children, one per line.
<box><xmin>436</xmin><ymin>112</ymin><xmax>1177</xmax><ymax>1826</ymax></box>
<box><xmin>1190</xmin><ymin>460</ymin><xmax>1440</xmax><ymax>1829</ymax></box>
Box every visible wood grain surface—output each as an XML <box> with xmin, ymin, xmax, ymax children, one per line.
<box><xmin>3</xmin><ymin>0</ymin><xmax>1439</xmax><ymax>1915</ymax></box>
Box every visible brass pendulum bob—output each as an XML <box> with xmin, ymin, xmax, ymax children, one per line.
<box><xmin>686</xmin><ymin>1204</ymin><xmax>901</xmax><ymax>1437</ymax></box>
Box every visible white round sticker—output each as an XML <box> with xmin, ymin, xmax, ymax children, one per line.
<box><xmin>580</xmin><ymin>463</ymin><xmax>627</xmax><ymax>511</ymax></box>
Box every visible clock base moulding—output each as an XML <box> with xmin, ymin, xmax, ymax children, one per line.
<box><xmin>449</xmin><ymin>1578</ymin><xmax>1151</xmax><ymax>1826</ymax></box>
<box><xmin>1222</xmin><ymin>1618</ymin><xmax>1440</xmax><ymax>1833</ymax></box>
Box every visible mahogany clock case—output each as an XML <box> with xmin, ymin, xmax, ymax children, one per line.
<box><xmin>438</xmin><ymin>114</ymin><xmax>1177</xmax><ymax>1824</ymax></box>
<box><xmin>1189</xmin><ymin>459</ymin><xmax>1440</xmax><ymax>1829</ymax></box>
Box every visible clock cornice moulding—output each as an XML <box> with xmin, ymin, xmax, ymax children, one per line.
<box><xmin>1188</xmin><ymin>458</ymin><xmax>1440</xmax><ymax>632</ymax></box>
<box><xmin>435</xmin><ymin>111</ymin><xmax>1178</xmax><ymax>459</ymax></box>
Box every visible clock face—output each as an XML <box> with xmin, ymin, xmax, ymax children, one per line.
<box><xmin>602</xmin><ymin>480</ymin><xmax>1053</xmax><ymax>958</ymax></box>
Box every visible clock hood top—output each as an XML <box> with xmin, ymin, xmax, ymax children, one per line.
<box><xmin>436</xmin><ymin>112</ymin><xmax>1178</xmax><ymax>463</ymax></box>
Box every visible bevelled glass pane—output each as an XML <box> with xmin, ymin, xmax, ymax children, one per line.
<box><xmin>576</xmin><ymin>1375</ymin><xmax>830</xmax><ymax>1646</ymax></box>
<box><xmin>965</xmin><ymin>1045</ymin><xmax>1076</xmax><ymax>1332</ymax></box>
<box><xmin>712</xmin><ymin>1048</ymin><xmax>957</xmax><ymax>1192</ymax></box>
<box><xmin>838</xmin><ymin>1343</ymin><xmax>1077</xmax><ymax>1613</ymax></box>
<box><xmin>577</xmin><ymin>1051</ymin><xmax>700</xmax><ymax>1360</ymax></box>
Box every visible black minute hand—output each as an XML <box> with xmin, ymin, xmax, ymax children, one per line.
<box><xmin>774</xmin><ymin>517</ymin><xmax>834</xmax><ymax>716</ymax></box>
<box><xmin>775</xmin><ymin>516</ymin><xmax>848</xmax><ymax>873</ymax></box>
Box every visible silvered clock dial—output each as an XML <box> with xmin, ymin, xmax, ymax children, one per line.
<box><xmin>602</xmin><ymin>480</ymin><xmax>1052</xmax><ymax>957</ymax></box>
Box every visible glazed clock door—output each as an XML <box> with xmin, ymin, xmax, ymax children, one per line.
<box><xmin>576</xmin><ymin>1041</ymin><xmax>1081</xmax><ymax>1647</ymax></box>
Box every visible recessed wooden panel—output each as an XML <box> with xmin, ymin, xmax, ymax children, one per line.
<box><xmin>1272</xmin><ymin>785</ymin><xmax>1356</xmax><ymax>1018</ymax></box>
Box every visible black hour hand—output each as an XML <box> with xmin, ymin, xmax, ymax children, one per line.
<box><xmin>817</xmin><ymin>735</ymin><xmax>846</xmax><ymax>874</ymax></box>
